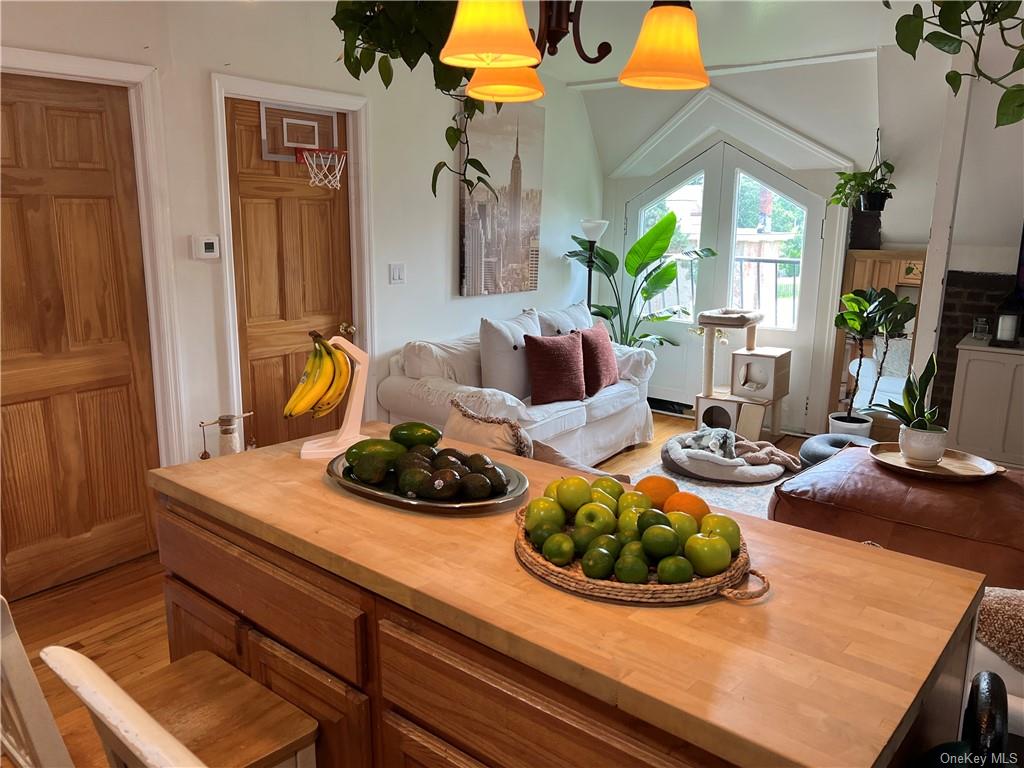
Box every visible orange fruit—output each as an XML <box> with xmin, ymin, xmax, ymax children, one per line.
<box><xmin>662</xmin><ymin>491</ymin><xmax>712</xmax><ymax>524</ymax></box>
<box><xmin>633</xmin><ymin>476</ymin><xmax>679</xmax><ymax>511</ymax></box>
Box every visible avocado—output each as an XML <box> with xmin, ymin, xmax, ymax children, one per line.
<box><xmin>390</xmin><ymin>421</ymin><xmax>442</xmax><ymax>448</ymax></box>
<box><xmin>436</xmin><ymin>447</ymin><xmax>470</xmax><ymax>465</ymax></box>
<box><xmin>432</xmin><ymin>454</ymin><xmax>466</xmax><ymax>472</ymax></box>
<box><xmin>467</xmin><ymin>453</ymin><xmax>494</xmax><ymax>473</ymax></box>
<box><xmin>378</xmin><ymin>469</ymin><xmax>398</xmax><ymax>494</ymax></box>
<box><xmin>408</xmin><ymin>444</ymin><xmax>438</xmax><ymax>461</ymax></box>
<box><xmin>394</xmin><ymin>452</ymin><xmax>432</xmax><ymax>473</ymax></box>
<box><xmin>344</xmin><ymin>438</ymin><xmax>407</xmax><ymax>467</ymax></box>
<box><xmin>480</xmin><ymin>464</ymin><xmax>509</xmax><ymax>494</ymax></box>
<box><xmin>398</xmin><ymin>467</ymin><xmax>431</xmax><ymax>498</ymax></box>
<box><xmin>353</xmin><ymin>454</ymin><xmax>391</xmax><ymax>484</ymax></box>
<box><xmin>461</xmin><ymin>473</ymin><xmax>493</xmax><ymax>500</ymax></box>
<box><xmin>418</xmin><ymin>469</ymin><xmax>461</xmax><ymax>500</ymax></box>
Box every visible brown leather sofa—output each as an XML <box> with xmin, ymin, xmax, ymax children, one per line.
<box><xmin>768</xmin><ymin>447</ymin><xmax>1024</xmax><ymax>588</ymax></box>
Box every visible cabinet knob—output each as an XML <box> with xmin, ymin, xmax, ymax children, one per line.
<box><xmin>339</xmin><ymin>322</ymin><xmax>356</xmax><ymax>336</ymax></box>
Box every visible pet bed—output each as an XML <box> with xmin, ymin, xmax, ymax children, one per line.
<box><xmin>661</xmin><ymin>430</ymin><xmax>785</xmax><ymax>484</ymax></box>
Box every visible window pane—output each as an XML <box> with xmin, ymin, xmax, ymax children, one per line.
<box><xmin>639</xmin><ymin>172</ymin><xmax>704</xmax><ymax>317</ymax></box>
<box><xmin>729</xmin><ymin>171</ymin><xmax>806</xmax><ymax>330</ymax></box>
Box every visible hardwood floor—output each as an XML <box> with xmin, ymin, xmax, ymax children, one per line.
<box><xmin>4</xmin><ymin>415</ymin><xmax>804</xmax><ymax>766</ymax></box>
<box><xmin>597</xmin><ymin>411</ymin><xmax>806</xmax><ymax>477</ymax></box>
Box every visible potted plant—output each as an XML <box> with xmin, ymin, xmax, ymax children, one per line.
<box><xmin>564</xmin><ymin>212</ymin><xmax>715</xmax><ymax>347</ymax></box>
<box><xmin>870</xmin><ymin>354</ymin><xmax>947</xmax><ymax>466</ymax></box>
<box><xmin>829</xmin><ymin>161</ymin><xmax>896</xmax><ymax>212</ymax></box>
<box><xmin>868</xmin><ymin>290</ymin><xmax>917</xmax><ymax>404</ymax></box>
<box><xmin>830</xmin><ymin>290</ymin><xmax>882</xmax><ymax>436</ymax></box>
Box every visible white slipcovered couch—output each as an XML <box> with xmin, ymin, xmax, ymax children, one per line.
<box><xmin>377</xmin><ymin>333</ymin><xmax>656</xmax><ymax>467</ymax></box>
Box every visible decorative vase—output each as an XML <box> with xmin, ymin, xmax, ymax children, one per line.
<box><xmin>858</xmin><ymin>191</ymin><xmax>891</xmax><ymax>212</ymax></box>
<box><xmin>898</xmin><ymin>424</ymin><xmax>948</xmax><ymax>466</ymax></box>
<box><xmin>828</xmin><ymin>411</ymin><xmax>873</xmax><ymax>437</ymax></box>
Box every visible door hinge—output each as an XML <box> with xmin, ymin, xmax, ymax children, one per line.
<box><xmin>820</xmin><ymin>217</ymin><xmax>826</xmax><ymax>240</ymax></box>
<box><xmin>805</xmin><ymin>396</ymin><xmax>810</xmax><ymax>416</ymax></box>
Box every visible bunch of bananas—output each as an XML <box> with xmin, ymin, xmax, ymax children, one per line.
<box><xmin>283</xmin><ymin>331</ymin><xmax>352</xmax><ymax>419</ymax></box>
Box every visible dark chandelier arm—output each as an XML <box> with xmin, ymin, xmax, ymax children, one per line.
<box><xmin>569</xmin><ymin>0</ymin><xmax>613</xmax><ymax>64</ymax></box>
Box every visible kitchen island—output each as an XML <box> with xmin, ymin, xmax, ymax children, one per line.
<box><xmin>148</xmin><ymin>424</ymin><xmax>984</xmax><ymax>768</ymax></box>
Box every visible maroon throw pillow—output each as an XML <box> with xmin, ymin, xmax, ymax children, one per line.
<box><xmin>524</xmin><ymin>332</ymin><xmax>586</xmax><ymax>405</ymax></box>
<box><xmin>580</xmin><ymin>325</ymin><xmax>619</xmax><ymax>397</ymax></box>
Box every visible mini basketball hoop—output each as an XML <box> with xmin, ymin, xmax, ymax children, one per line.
<box><xmin>296</xmin><ymin>147</ymin><xmax>347</xmax><ymax>190</ymax></box>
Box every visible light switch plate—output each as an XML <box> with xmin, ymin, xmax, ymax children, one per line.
<box><xmin>388</xmin><ymin>263</ymin><xmax>406</xmax><ymax>285</ymax></box>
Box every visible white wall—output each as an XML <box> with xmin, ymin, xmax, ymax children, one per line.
<box><xmin>1</xmin><ymin>1</ymin><xmax>603</xmax><ymax>460</ymax></box>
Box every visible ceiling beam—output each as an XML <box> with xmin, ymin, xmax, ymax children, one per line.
<box><xmin>567</xmin><ymin>48</ymin><xmax>877</xmax><ymax>91</ymax></box>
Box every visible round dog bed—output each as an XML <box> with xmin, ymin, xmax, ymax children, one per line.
<box><xmin>661</xmin><ymin>433</ymin><xmax>784</xmax><ymax>484</ymax></box>
<box><xmin>799</xmin><ymin>433</ymin><xmax>876</xmax><ymax>468</ymax></box>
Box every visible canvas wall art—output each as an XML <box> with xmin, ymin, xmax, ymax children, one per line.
<box><xmin>459</xmin><ymin>103</ymin><xmax>544</xmax><ymax>297</ymax></box>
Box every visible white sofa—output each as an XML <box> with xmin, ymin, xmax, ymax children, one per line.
<box><xmin>377</xmin><ymin>334</ymin><xmax>656</xmax><ymax>467</ymax></box>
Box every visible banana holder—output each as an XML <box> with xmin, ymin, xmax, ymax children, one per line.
<box><xmin>299</xmin><ymin>334</ymin><xmax>371</xmax><ymax>460</ymax></box>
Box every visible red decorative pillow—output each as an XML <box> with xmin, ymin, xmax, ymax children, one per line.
<box><xmin>580</xmin><ymin>324</ymin><xmax>619</xmax><ymax>397</ymax></box>
<box><xmin>524</xmin><ymin>332</ymin><xmax>586</xmax><ymax>405</ymax></box>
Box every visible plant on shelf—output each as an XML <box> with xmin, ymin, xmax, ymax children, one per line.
<box><xmin>829</xmin><ymin>161</ymin><xmax>896</xmax><ymax>212</ymax></box>
<box><xmin>885</xmin><ymin>1</ymin><xmax>1024</xmax><ymax>128</ymax></box>
<box><xmin>331</xmin><ymin>1</ymin><xmax>500</xmax><ymax>197</ymax></box>
<box><xmin>869</xmin><ymin>353</ymin><xmax>949</xmax><ymax>464</ymax></box>
<box><xmin>564</xmin><ymin>212</ymin><xmax>716</xmax><ymax>348</ymax></box>
<box><xmin>868</xmin><ymin>290</ymin><xmax>917</xmax><ymax>404</ymax></box>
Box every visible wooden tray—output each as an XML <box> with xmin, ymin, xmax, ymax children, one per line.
<box><xmin>326</xmin><ymin>455</ymin><xmax>529</xmax><ymax>515</ymax></box>
<box><xmin>868</xmin><ymin>443</ymin><xmax>1003</xmax><ymax>482</ymax></box>
<box><xmin>513</xmin><ymin>508</ymin><xmax>769</xmax><ymax>606</ymax></box>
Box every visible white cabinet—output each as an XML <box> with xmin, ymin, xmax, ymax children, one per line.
<box><xmin>948</xmin><ymin>335</ymin><xmax>1024</xmax><ymax>467</ymax></box>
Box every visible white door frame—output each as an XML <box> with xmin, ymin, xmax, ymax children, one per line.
<box><xmin>1</xmin><ymin>47</ymin><xmax>188</xmax><ymax>466</ymax></box>
<box><xmin>210</xmin><ymin>73</ymin><xmax>376</xmax><ymax>433</ymax></box>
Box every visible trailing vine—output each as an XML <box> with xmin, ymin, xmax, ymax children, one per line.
<box><xmin>886</xmin><ymin>1</ymin><xmax>1024</xmax><ymax>126</ymax></box>
<box><xmin>332</xmin><ymin>0</ymin><xmax>501</xmax><ymax>197</ymax></box>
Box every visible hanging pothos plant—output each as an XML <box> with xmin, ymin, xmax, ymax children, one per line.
<box><xmin>886</xmin><ymin>1</ymin><xmax>1024</xmax><ymax>126</ymax></box>
<box><xmin>331</xmin><ymin>0</ymin><xmax>501</xmax><ymax>197</ymax></box>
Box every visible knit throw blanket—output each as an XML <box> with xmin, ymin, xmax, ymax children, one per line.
<box><xmin>683</xmin><ymin>426</ymin><xmax>801</xmax><ymax>472</ymax></box>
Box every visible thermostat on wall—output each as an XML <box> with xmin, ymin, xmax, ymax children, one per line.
<box><xmin>191</xmin><ymin>234</ymin><xmax>221</xmax><ymax>261</ymax></box>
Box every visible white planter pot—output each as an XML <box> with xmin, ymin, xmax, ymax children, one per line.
<box><xmin>898</xmin><ymin>424</ymin><xmax>948</xmax><ymax>466</ymax></box>
<box><xmin>828</xmin><ymin>411</ymin><xmax>873</xmax><ymax>437</ymax></box>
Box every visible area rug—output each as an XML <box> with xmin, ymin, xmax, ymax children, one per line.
<box><xmin>633</xmin><ymin>462</ymin><xmax>790</xmax><ymax>520</ymax></box>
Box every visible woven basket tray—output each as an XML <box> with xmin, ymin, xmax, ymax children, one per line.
<box><xmin>513</xmin><ymin>507</ymin><xmax>769</xmax><ymax>606</ymax></box>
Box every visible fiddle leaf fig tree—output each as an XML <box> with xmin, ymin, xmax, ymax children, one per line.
<box><xmin>331</xmin><ymin>1</ymin><xmax>501</xmax><ymax>197</ymax></box>
<box><xmin>886</xmin><ymin>1</ymin><xmax>1024</xmax><ymax>127</ymax></box>
<box><xmin>565</xmin><ymin>213</ymin><xmax>716</xmax><ymax>348</ymax></box>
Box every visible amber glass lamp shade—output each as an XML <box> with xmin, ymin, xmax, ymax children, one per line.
<box><xmin>467</xmin><ymin>67</ymin><xmax>545</xmax><ymax>102</ymax></box>
<box><xmin>619</xmin><ymin>1</ymin><xmax>710</xmax><ymax>90</ymax></box>
<box><xmin>440</xmin><ymin>0</ymin><xmax>542</xmax><ymax>69</ymax></box>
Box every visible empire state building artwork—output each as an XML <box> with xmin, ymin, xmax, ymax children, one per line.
<box><xmin>459</xmin><ymin>103</ymin><xmax>544</xmax><ymax>297</ymax></box>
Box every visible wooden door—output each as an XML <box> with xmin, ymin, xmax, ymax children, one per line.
<box><xmin>225</xmin><ymin>98</ymin><xmax>353</xmax><ymax>447</ymax></box>
<box><xmin>0</xmin><ymin>74</ymin><xmax>160</xmax><ymax>599</ymax></box>
<box><xmin>248</xmin><ymin>629</ymin><xmax>371</xmax><ymax>768</ymax></box>
<box><xmin>381</xmin><ymin>712</ymin><xmax>486</xmax><ymax>768</ymax></box>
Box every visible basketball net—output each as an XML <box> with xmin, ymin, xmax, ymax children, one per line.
<box><xmin>297</xmin><ymin>148</ymin><xmax>347</xmax><ymax>190</ymax></box>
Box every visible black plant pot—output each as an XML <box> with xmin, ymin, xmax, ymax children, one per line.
<box><xmin>858</xmin><ymin>191</ymin><xmax>891</xmax><ymax>212</ymax></box>
<box><xmin>849</xmin><ymin>208</ymin><xmax>881</xmax><ymax>250</ymax></box>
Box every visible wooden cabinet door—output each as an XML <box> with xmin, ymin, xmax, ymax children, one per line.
<box><xmin>163</xmin><ymin>576</ymin><xmax>250</xmax><ymax>672</ymax></box>
<box><xmin>248</xmin><ymin>629</ymin><xmax>371</xmax><ymax>768</ymax></box>
<box><xmin>381</xmin><ymin>711</ymin><xmax>486</xmax><ymax>768</ymax></box>
<box><xmin>0</xmin><ymin>74</ymin><xmax>160</xmax><ymax>598</ymax></box>
<box><xmin>225</xmin><ymin>98</ymin><xmax>353</xmax><ymax>447</ymax></box>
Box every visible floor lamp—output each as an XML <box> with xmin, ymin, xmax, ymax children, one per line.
<box><xmin>580</xmin><ymin>219</ymin><xmax>609</xmax><ymax>308</ymax></box>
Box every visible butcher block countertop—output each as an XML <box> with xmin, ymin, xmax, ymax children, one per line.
<box><xmin>149</xmin><ymin>423</ymin><xmax>984</xmax><ymax>768</ymax></box>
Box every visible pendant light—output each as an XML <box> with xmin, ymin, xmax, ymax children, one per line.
<box><xmin>440</xmin><ymin>0</ymin><xmax>542</xmax><ymax>69</ymax></box>
<box><xmin>619</xmin><ymin>1</ymin><xmax>710</xmax><ymax>91</ymax></box>
<box><xmin>467</xmin><ymin>67</ymin><xmax>545</xmax><ymax>102</ymax></box>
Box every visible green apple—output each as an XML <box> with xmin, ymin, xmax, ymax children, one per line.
<box><xmin>667</xmin><ymin>511</ymin><xmax>699</xmax><ymax>544</ymax></box>
<box><xmin>524</xmin><ymin>497</ymin><xmax>566</xmax><ymax>533</ymax></box>
<box><xmin>700</xmin><ymin>513</ymin><xmax>741</xmax><ymax>554</ymax></box>
<box><xmin>573</xmin><ymin>502</ymin><xmax>617</xmax><ymax>536</ymax></box>
<box><xmin>543</xmin><ymin>479</ymin><xmax>562</xmax><ymax>500</ymax></box>
<box><xmin>617</xmin><ymin>507</ymin><xmax>641</xmax><ymax>534</ymax></box>
<box><xmin>590</xmin><ymin>488</ymin><xmax>618</xmax><ymax>514</ymax></box>
<box><xmin>557</xmin><ymin>476</ymin><xmax>592</xmax><ymax>514</ymax></box>
<box><xmin>591</xmin><ymin>476</ymin><xmax>625</xmax><ymax>500</ymax></box>
<box><xmin>684</xmin><ymin>533</ymin><xmax>732</xmax><ymax>576</ymax></box>
<box><xmin>617</xmin><ymin>491</ymin><xmax>652</xmax><ymax>515</ymax></box>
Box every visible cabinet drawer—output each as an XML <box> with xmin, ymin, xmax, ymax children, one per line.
<box><xmin>381</xmin><ymin>711</ymin><xmax>485</xmax><ymax>768</ymax></box>
<box><xmin>156</xmin><ymin>510</ymin><xmax>365</xmax><ymax>685</ymax></box>
<box><xmin>378</xmin><ymin>610</ymin><xmax>728</xmax><ymax>768</ymax></box>
<box><xmin>164</xmin><ymin>576</ymin><xmax>249</xmax><ymax>672</ymax></box>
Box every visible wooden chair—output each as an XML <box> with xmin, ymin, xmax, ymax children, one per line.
<box><xmin>1</xmin><ymin>596</ymin><xmax>74</xmax><ymax>768</ymax></box>
<box><xmin>40</xmin><ymin>646</ymin><xmax>317</xmax><ymax>768</ymax></box>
